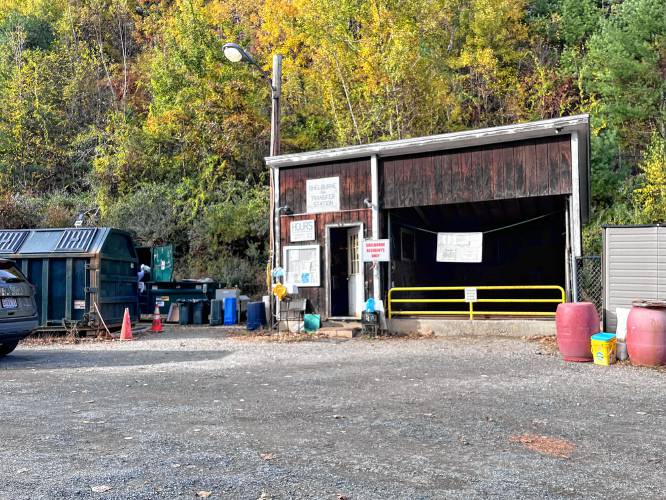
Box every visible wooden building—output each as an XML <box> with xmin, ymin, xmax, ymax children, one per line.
<box><xmin>266</xmin><ymin>115</ymin><xmax>590</xmax><ymax>320</ymax></box>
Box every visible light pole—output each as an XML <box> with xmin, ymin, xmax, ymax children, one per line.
<box><xmin>223</xmin><ymin>43</ymin><xmax>281</xmax><ymax>156</ymax></box>
<box><xmin>223</xmin><ymin>43</ymin><xmax>282</xmax><ymax>327</ymax></box>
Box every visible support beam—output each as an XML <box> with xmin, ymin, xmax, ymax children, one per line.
<box><xmin>570</xmin><ymin>132</ymin><xmax>581</xmax><ymax>302</ymax></box>
<box><xmin>273</xmin><ymin>167</ymin><xmax>280</xmax><ymax>269</ymax></box>
<box><xmin>271</xmin><ymin>166</ymin><xmax>280</xmax><ymax>328</ymax></box>
<box><xmin>387</xmin><ymin>211</ymin><xmax>393</xmax><ymax>290</ymax></box>
<box><xmin>570</xmin><ymin>132</ymin><xmax>582</xmax><ymax>257</ymax></box>
<box><xmin>371</xmin><ymin>155</ymin><xmax>381</xmax><ymax>301</ymax></box>
<box><xmin>565</xmin><ymin>200</ymin><xmax>573</xmax><ymax>302</ymax></box>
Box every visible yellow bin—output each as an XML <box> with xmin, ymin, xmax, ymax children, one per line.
<box><xmin>591</xmin><ymin>333</ymin><xmax>617</xmax><ymax>366</ymax></box>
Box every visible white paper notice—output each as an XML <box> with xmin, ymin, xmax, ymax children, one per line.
<box><xmin>436</xmin><ymin>232</ymin><xmax>483</xmax><ymax>263</ymax></box>
<box><xmin>283</xmin><ymin>245</ymin><xmax>320</xmax><ymax>287</ymax></box>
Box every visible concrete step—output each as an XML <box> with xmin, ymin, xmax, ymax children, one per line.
<box><xmin>317</xmin><ymin>327</ymin><xmax>360</xmax><ymax>339</ymax></box>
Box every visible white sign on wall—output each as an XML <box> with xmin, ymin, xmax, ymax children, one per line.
<box><xmin>436</xmin><ymin>232</ymin><xmax>483</xmax><ymax>263</ymax></box>
<box><xmin>362</xmin><ymin>239</ymin><xmax>390</xmax><ymax>262</ymax></box>
<box><xmin>290</xmin><ymin>219</ymin><xmax>315</xmax><ymax>242</ymax></box>
<box><xmin>283</xmin><ymin>244</ymin><xmax>320</xmax><ymax>287</ymax></box>
<box><xmin>464</xmin><ymin>287</ymin><xmax>478</xmax><ymax>303</ymax></box>
<box><xmin>306</xmin><ymin>177</ymin><xmax>340</xmax><ymax>214</ymax></box>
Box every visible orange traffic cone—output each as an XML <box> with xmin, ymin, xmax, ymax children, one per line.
<box><xmin>119</xmin><ymin>308</ymin><xmax>133</xmax><ymax>341</ymax></box>
<box><xmin>151</xmin><ymin>304</ymin><xmax>163</xmax><ymax>333</ymax></box>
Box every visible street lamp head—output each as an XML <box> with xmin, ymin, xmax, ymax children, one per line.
<box><xmin>223</xmin><ymin>42</ymin><xmax>249</xmax><ymax>63</ymax></box>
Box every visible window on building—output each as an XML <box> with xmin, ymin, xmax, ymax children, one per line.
<box><xmin>400</xmin><ymin>228</ymin><xmax>415</xmax><ymax>261</ymax></box>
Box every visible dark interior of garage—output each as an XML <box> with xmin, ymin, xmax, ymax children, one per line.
<box><xmin>387</xmin><ymin>195</ymin><xmax>567</xmax><ymax>315</ymax></box>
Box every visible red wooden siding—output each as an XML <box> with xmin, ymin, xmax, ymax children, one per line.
<box><xmin>279</xmin><ymin>158</ymin><xmax>371</xmax><ymax>213</ymax></box>
<box><xmin>275</xmin><ymin>134</ymin><xmax>573</xmax><ymax>317</ymax></box>
<box><xmin>278</xmin><ymin>159</ymin><xmax>371</xmax><ymax>318</ymax></box>
<box><xmin>279</xmin><ymin>209</ymin><xmax>373</xmax><ymax>319</ymax></box>
<box><xmin>381</xmin><ymin>135</ymin><xmax>572</xmax><ymax>209</ymax></box>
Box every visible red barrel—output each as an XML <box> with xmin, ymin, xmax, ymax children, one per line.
<box><xmin>626</xmin><ymin>302</ymin><xmax>666</xmax><ymax>367</ymax></box>
<box><xmin>555</xmin><ymin>302</ymin><xmax>600</xmax><ymax>362</ymax></box>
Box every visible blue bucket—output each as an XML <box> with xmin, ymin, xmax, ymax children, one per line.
<box><xmin>247</xmin><ymin>302</ymin><xmax>266</xmax><ymax>331</ymax></box>
<box><xmin>223</xmin><ymin>297</ymin><xmax>238</xmax><ymax>325</ymax></box>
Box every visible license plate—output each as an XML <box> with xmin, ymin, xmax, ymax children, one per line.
<box><xmin>2</xmin><ymin>297</ymin><xmax>18</xmax><ymax>309</ymax></box>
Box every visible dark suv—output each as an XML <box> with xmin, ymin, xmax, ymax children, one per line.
<box><xmin>0</xmin><ymin>259</ymin><xmax>38</xmax><ymax>356</ymax></box>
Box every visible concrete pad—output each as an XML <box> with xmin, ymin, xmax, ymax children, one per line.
<box><xmin>389</xmin><ymin>318</ymin><xmax>555</xmax><ymax>337</ymax></box>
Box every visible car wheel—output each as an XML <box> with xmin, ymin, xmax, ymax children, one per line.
<box><xmin>0</xmin><ymin>341</ymin><xmax>19</xmax><ymax>357</ymax></box>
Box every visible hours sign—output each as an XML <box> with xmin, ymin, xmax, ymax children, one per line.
<box><xmin>290</xmin><ymin>219</ymin><xmax>315</xmax><ymax>242</ymax></box>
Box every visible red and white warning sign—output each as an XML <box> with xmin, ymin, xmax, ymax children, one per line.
<box><xmin>362</xmin><ymin>239</ymin><xmax>390</xmax><ymax>262</ymax></box>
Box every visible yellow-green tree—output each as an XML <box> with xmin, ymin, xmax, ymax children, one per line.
<box><xmin>634</xmin><ymin>134</ymin><xmax>666</xmax><ymax>222</ymax></box>
<box><xmin>448</xmin><ymin>0</ymin><xmax>529</xmax><ymax>125</ymax></box>
<box><xmin>259</xmin><ymin>0</ymin><xmax>467</xmax><ymax>146</ymax></box>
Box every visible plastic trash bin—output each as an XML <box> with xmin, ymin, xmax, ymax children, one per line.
<box><xmin>224</xmin><ymin>297</ymin><xmax>238</xmax><ymax>325</ymax></box>
<box><xmin>178</xmin><ymin>301</ymin><xmax>192</xmax><ymax>325</ymax></box>
<box><xmin>247</xmin><ymin>301</ymin><xmax>266</xmax><ymax>331</ymax></box>
<box><xmin>210</xmin><ymin>299</ymin><xmax>223</xmax><ymax>326</ymax></box>
<box><xmin>192</xmin><ymin>300</ymin><xmax>209</xmax><ymax>325</ymax></box>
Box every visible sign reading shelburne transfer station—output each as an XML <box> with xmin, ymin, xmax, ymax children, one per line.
<box><xmin>362</xmin><ymin>239</ymin><xmax>390</xmax><ymax>262</ymax></box>
<box><xmin>306</xmin><ymin>177</ymin><xmax>340</xmax><ymax>213</ymax></box>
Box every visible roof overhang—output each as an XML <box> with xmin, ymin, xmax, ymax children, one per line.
<box><xmin>265</xmin><ymin>114</ymin><xmax>589</xmax><ymax>168</ymax></box>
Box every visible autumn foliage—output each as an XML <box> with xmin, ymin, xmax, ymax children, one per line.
<box><xmin>0</xmin><ymin>0</ymin><xmax>663</xmax><ymax>286</ymax></box>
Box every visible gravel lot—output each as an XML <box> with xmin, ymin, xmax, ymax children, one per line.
<box><xmin>1</xmin><ymin>327</ymin><xmax>665</xmax><ymax>499</ymax></box>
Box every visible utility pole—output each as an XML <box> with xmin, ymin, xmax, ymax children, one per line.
<box><xmin>223</xmin><ymin>44</ymin><xmax>283</xmax><ymax>329</ymax></box>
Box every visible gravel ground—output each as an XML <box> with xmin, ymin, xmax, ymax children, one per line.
<box><xmin>0</xmin><ymin>327</ymin><xmax>665</xmax><ymax>499</ymax></box>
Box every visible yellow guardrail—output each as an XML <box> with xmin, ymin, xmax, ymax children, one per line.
<box><xmin>388</xmin><ymin>285</ymin><xmax>566</xmax><ymax>320</ymax></box>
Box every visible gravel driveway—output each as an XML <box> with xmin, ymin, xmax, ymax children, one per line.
<box><xmin>0</xmin><ymin>328</ymin><xmax>664</xmax><ymax>499</ymax></box>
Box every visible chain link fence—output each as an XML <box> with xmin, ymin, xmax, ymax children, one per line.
<box><xmin>575</xmin><ymin>256</ymin><xmax>602</xmax><ymax>316</ymax></box>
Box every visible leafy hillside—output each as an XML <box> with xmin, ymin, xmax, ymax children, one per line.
<box><xmin>0</xmin><ymin>0</ymin><xmax>664</xmax><ymax>291</ymax></box>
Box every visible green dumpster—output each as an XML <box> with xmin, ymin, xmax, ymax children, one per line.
<box><xmin>0</xmin><ymin>227</ymin><xmax>139</xmax><ymax>332</ymax></box>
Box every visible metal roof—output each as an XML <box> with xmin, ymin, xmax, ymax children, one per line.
<box><xmin>266</xmin><ymin>114</ymin><xmax>589</xmax><ymax>168</ymax></box>
<box><xmin>602</xmin><ymin>224</ymin><xmax>664</xmax><ymax>228</ymax></box>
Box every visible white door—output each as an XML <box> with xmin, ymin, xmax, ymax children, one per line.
<box><xmin>347</xmin><ymin>227</ymin><xmax>363</xmax><ymax>317</ymax></box>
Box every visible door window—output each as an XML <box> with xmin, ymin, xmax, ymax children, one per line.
<box><xmin>349</xmin><ymin>231</ymin><xmax>360</xmax><ymax>275</ymax></box>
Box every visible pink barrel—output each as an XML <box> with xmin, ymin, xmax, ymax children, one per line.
<box><xmin>555</xmin><ymin>302</ymin><xmax>600</xmax><ymax>362</ymax></box>
<box><xmin>627</xmin><ymin>302</ymin><xmax>666</xmax><ymax>367</ymax></box>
